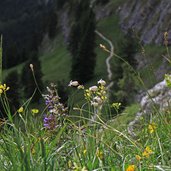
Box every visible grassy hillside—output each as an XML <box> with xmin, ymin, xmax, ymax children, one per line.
<box><xmin>3</xmin><ymin>0</ymin><xmax>171</xmax><ymax>122</ymax></box>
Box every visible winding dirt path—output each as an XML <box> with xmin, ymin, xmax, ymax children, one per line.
<box><xmin>95</xmin><ymin>30</ymin><xmax>114</xmax><ymax>91</ymax></box>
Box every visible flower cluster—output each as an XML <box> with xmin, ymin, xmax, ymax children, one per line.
<box><xmin>148</xmin><ymin>122</ymin><xmax>157</xmax><ymax>134</ymax></box>
<box><xmin>126</xmin><ymin>165</ymin><xmax>135</xmax><ymax>171</ymax></box>
<box><xmin>68</xmin><ymin>80</ymin><xmax>84</xmax><ymax>89</ymax></box>
<box><xmin>42</xmin><ymin>83</ymin><xmax>68</xmax><ymax>130</ymax></box>
<box><xmin>0</xmin><ymin>84</ymin><xmax>10</xmax><ymax>94</ymax></box>
<box><xmin>43</xmin><ymin>114</ymin><xmax>57</xmax><ymax>130</ymax></box>
<box><xmin>142</xmin><ymin>146</ymin><xmax>153</xmax><ymax>158</ymax></box>
<box><xmin>84</xmin><ymin>79</ymin><xmax>107</xmax><ymax>107</ymax></box>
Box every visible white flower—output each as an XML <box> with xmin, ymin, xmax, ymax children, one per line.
<box><xmin>91</xmin><ymin>101</ymin><xmax>99</xmax><ymax>107</ymax></box>
<box><xmin>98</xmin><ymin>79</ymin><xmax>106</xmax><ymax>86</ymax></box>
<box><xmin>89</xmin><ymin>86</ymin><xmax>98</xmax><ymax>92</ymax></box>
<box><xmin>94</xmin><ymin>96</ymin><xmax>102</xmax><ymax>104</ymax></box>
<box><xmin>68</xmin><ymin>80</ymin><xmax>79</xmax><ymax>87</ymax></box>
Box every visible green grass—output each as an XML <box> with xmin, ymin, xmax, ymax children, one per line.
<box><xmin>0</xmin><ymin>80</ymin><xmax>170</xmax><ymax>170</ymax></box>
<box><xmin>41</xmin><ymin>40</ymin><xmax>71</xmax><ymax>83</ymax></box>
<box><xmin>138</xmin><ymin>44</ymin><xmax>171</xmax><ymax>88</ymax></box>
<box><xmin>108</xmin><ymin>103</ymin><xmax>140</xmax><ymax>130</ymax></box>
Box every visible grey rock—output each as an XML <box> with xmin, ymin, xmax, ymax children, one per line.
<box><xmin>128</xmin><ymin>78</ymin><xmax>171</xmax><ymax>136</ymax></box>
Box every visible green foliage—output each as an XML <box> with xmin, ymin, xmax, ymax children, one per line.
<box><xmin>115</xmin><ymin>64</ymin><xmax>139</xmax><ymax>104</ymax></box>
<box><xmin>69</xmin><ymin>0</ymin><xmax>96</xmax><ymax>83</ymax></box>
<box><xmin>111</xmin><ymin>29</ymin><xmax>139</xmax><ymax>106</ymax></box>
<box><xmin>165</xmin><ymin>74</ymin><xmax>171</xmax><ymax>88</ymax></box>
<box><xmin>118</xmin><ymin>29</ymin><xmax>139</xmax><ymax>67</ymax></box>
<box><xmin>0</xmin><ymin>80</ymin><xmax>170</xmax><ymax>170</ymax></box>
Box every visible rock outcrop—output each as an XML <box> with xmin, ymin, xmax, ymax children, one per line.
<box><xmin>128</xmin><ymin>78</ymin><xmax>171</xmax><ymax>137</ymax></box>
<box><xmin>119</xmin><ymin>0</ymin><xmax>171</xmax><ymax>45</ymax></box>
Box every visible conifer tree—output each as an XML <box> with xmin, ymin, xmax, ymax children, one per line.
<box><xmin>111</xmin><ymin>29</ymin><xmax>139</xmax><ymax>106</ymax></box>
<box><xmin>68</xmin><ymin>0</ymin><xmax>96</xmax><ymax>84</ymax></box>
<box><xmin>119</xmin><ymin>29</ymin><xmax>138</xmax><ymax>67</ymax></box>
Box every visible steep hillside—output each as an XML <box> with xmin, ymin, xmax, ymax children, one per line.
<box><xmin>119</xmin><ymin>0</ymin><xmax>171</xmax><ymax>45</ymax></box>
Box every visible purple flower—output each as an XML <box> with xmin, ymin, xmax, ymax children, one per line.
<box><xmin>42</xmin><ymin>84</ymin><xmax>68</xmax><ymax>130</ymax></box>
<box><xmin>43</xmin><ymin>114</ymin><xmax>57</xmax><ymax>130</ymax></box>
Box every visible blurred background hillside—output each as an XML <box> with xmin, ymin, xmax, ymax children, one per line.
<box><xmin>0</xmin><ymin>0</ymin><xmax>171</xmax><ymax>114</ymax></box>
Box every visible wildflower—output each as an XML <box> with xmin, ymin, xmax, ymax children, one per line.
<box><xmin>77</xmin><ymin>85</ymin><xmax>84</xmax><ymax>90</ymax></box>
<box><xmin>148</xmin><ymin>123</ymin><xmax>157</xmax><ymax>134</ymax></box>
<box><xmin>68</xmin><ymin>160</ymin><xmax>72</xmax><ymax>168</ymax></box>
<box><xmin>111</xmin><ymin>102</ymin><xmax>121</xmax><ymax>110</ymax></box>
<box><xmin>42</xmin><ymin>84</ymin><xmax>68</xmax><ymax>130</ymax></box>
<box><xmin>30</xmin><ymin>64</ymin><xmax>34</xmax><ymax>71</ymax></box>
<box><xmin>100</xmin><ymin>44</ymin><xmax>106</xmax><ymax>49</ymax></box>
<box><xmin>18</xmin><ymin>107</ymin><xmax>24</xmax><ymax>113</ymax></box>
<box><xmin>135</xmin><ymin>155</ymin><xmax>141</xmax><ymax>161</ymax></box>
<box><xmin>98</xmin><ymin>79</ymin><xmax>106</xmax><ymax>86</ymax></box>
<box><xmin>0</xmin><ymin>84</ymin><xmax>10</xmax><ymax>94</ymax></box>
<box><xmin>89</xmin><ymin>86</ymin><xmax>98</xmax><ymax>92</ymax></box>
<box><xmin>96</xmin><ymin>149</ymin><xmax>103</xmax><ymax>160</ymax></box>
<box><xmin>164</xmin><ymin>32</ymin><xmax>168</xmax><ymax>46</ymax></box>
<box><xmin>94</xmin><ymin>96</ymin><xmax>103</xmax><ymax>104</ymax></box>
<box><xmin>31</xmin><ymin>147</ymin><xmax>36</xmax><ymax>155</ymax></box>
<box><xmin>31</xmin><ymin>109</ymin><xmax>39</xmax><ymax>115</ymax></box>
<box><xmin>91</xmin><ymin>101</ymin><xmax>99</xmax><ymax>107</ymax></box>
<box><xmin>99</xmin><ymin>44</ymin><xmax>109</xmax><ymax>52</ymax></box>
<box><xmin>83</xmin><ymin>149</ymin><xmax>87</xmax><ymax>155</ymax></box>
<box><xmin>43</xmin><ymin>114</ymin><xmax>57</xmax><ymax>129</ymax></box>
<box><xmin>126</xmin><ymin>165</ymin><xmax>135</xmax><ymax>171</ymax></box>
<box><xmin>68</xmin><ymin>80</ymin><xmax>79</xmax><ymax>87</ymax></box>
<box><xmin>164</xmin><ymin>31</ymin><xmax>168</xmax><ymax>38</ymax></box>
<box><xmin>142</xmin><ymin>146</ymin><xmax>153</xmax><ymax>158</ymax></box>
<box><xmin>84</xmin><ymin>89</ymin><xmax>91</xmax><ymax>99</ymax></box>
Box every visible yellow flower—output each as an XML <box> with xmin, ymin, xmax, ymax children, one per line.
<box><xmin>96</xmin><ymin>149</ymin><xmax>103</xmax><ymax>160</ymax></box>
<box><xmin>126</xmin><ymin>165</ymin><xmax>135</xmax><ymax>171</ymax></box>
<box><xmin>31</xmin><ymin>147</ymin><xmax>35</xmax><ymax>155</ymax></box>
<box><xmin>111</xmin><ymin>102</ymin><xmax>121</xmax><ymax>110</ymax></box>
<box><xmin>135</xmin><ymin>155</ymin><xmax>141</xmax><ymax>161</ymax></box>
<box><xmin>68</xmin><ymin>160</ymin><xmax>72</xmax><ymax>168</ymax></box>
<box><xmin>0</xmin><ymin>84</ymin><xmax>10</xmax><ymax>94</ymax></box>
<box><xmin>31</xmin><ymin>109</ymin><xmax>39</xmax><ymax>115</ymax></box>
<box><xmin>18</xmin><ymin>107</ymin><xmax>24</xmax><ymax>113</ymax></box>
<box><xmin>148</xmin><ymin>123</ymin><xmax>157</xmax><ymax>134</ymax></box>
<box><xmin>142</xmin><ymin>146</ymin><xmax>153</xmax><ymax>158</ymax></box>
<box><xmin>77</xmin><ymin>85</ymin><xmax>84</xmax><ymax>90</ymax></box>
<box><xmin>83</xmin><ymin>149</ymin><xmax>87</xmax><ymax>155</ymax></box>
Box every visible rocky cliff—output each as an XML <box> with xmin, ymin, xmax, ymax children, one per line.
<box><xmin>128</xmin><ymin>76</ymin><xmax>171</xmax><ymax>136</ymax></box>
<box><xmin>119</xmin><ymin>0</ymin><xmax>171</xmax><ymax>45</ymax></box>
